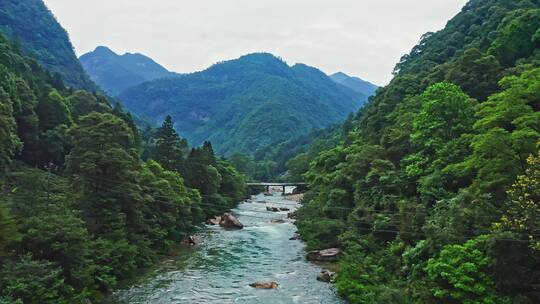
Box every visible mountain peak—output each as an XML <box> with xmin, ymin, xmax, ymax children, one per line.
<box><xmin>330</xmin><ymin>72</ymin><xmax>378</xmax><ymax>96</ymax></box>
<box><xmin>80</xmin><ymin>46</ymin><xmax>173</xmax><ymax>95</ymax></box>
<box><xmin>92</xmin><ymin>46</ymin><xmax>117</xmax><ymax>57</ymax></box>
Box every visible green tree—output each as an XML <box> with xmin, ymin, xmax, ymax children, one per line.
<box><xmin>467</xmin><ymin>68</ymin><xmax>540</xmax><ymax>199</ymax></box>
<box><xmin>0</xmin><ymin>254</ymin><xmax>72</xmax><ymax>304</ymax></box>
<box><xmin>489</xmin><ymin>9</ymin><xmax>540</xmax><ymax>66</ymax></box>
<box><xmin>152</xmin><ymin>115</ymin><xmax>188</xmax><ymax>171</ymax></box>
<box><xmin>66</xmin><ymin>112</ymin><xmax>142</xmax><ymax>237</ymax></box>
<box><xmin>36</xmin><ymin>90</ymin><xmax>71</xmax><ymax>132</ymax></box>
<box><xmin>499</xmin><ymin>142</ymin><xmax>540</xmax><ymax>251</ymax></box>
<box><xmin>66</xmin><ymin>90</ymin><xmax>110</xmax><ymax>121</ymax></box>
<box><xmin>406</xmin><ymin>82</ymin><xmax>474</xmax><ymax>178</ymax></box>
<box><xmin>425</xmin><ymin>236</ymin><xmax>509</xmax><ymax>304</ymax></box>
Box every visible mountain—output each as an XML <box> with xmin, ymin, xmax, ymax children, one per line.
<box><xmin>119</xmin><ymin>53</ymin><xmax>369</xmax><ymax>155</ymax></box>
<box><xmin>0</xmin><ymin>0</ymin><xmax>97</xmax><ymax>90</ymax></box>
<box><xmin>330</xmin><ymin>72</ymin><xmax>378</xmax><ymax>96</ymax></box>
<box><xmin>80</xmin><ymin>46</ymin><xmax>175</xmax><ymax>95</ymax></box>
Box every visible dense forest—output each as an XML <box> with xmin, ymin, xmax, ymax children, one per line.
<box><xmin>294</xmin><ymin>0</ymin><xmax>540</xmax><ymax>302</ymax></box>
<box><xmin>119</xmin><ymin>53</ymin><xmax>370</xmax><ymax>156</ymax></box>
<box><xmin>0</xmin><ymin>31</ymin><xmax>246</xmax><ymax>303</ymax></box>
<box><xmin>0</xmin><ymin>0</ymin><xmax>96</xmax><ymax>91</ymax></box>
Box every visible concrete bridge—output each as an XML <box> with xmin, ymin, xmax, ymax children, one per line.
<box><xmin>246</xmin><ymin>182</ymin><xmax>307</xmax><ymax>195</ymax></box>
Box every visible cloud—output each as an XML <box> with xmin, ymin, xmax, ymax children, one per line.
<box><xmin>44</xmin><ymin>0</ymin><xmax>468</xmax><ymax>85</ymax></box>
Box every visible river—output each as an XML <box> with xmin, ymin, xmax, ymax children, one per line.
<box><xmin>112</xmin><ymin>191</ymin><xmax>344</xmax><ymax>304</ymax></box>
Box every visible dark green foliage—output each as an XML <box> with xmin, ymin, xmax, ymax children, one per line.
<box><xmin>0</xmin><ymin>255</ymin><xmax>72</xmax><ymax>304</ymax></box>
<box><xmin>151</xmin><ymin>115</ymin><xmax>188</xmax><ymax>171</ymax></box>
<box><xmin>80</xmin><ymin>46</ymin><xmax>174</xmax><ymax>96</ymax></box>
<box><xmin>0</xmin><ymin>21</ymin><xmax>246</xmax><ymax>303</ymax></box>
<box><xmin>295</xmin><ymin>1</ymin><xmax>540</xmax><ymax>303</ymax></box>
<box><xmin>120</xmin><ymin>53</ymin><xmax>368</xmax><ymax>155</ymax></box>
<box><xmin>0</xmin><ymin>0</ymin><xmax>97</xmax><ymax>90</ymax></box>
<box><xmin>0</xmin><ymin>86</ymin><xmax>21</xmax><ymax>173</ymax></box>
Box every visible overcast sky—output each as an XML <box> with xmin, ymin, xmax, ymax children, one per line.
<box><xmin>43</xmin><ymin>0</ymin><xmax>468</xmax><ymax>85</ymax></box>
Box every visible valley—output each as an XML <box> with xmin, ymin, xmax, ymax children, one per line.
<box><xmin>1</xmin><ymin>0</ymin><xmax>539</xmax><ymax>303</ymax></box>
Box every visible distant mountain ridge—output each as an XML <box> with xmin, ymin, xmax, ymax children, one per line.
<box><xmin>330</xmin><ymin>72</ymin><xmax>378</xmax><ymax>97</ymax></box>
<box><xmin>80</xmin><ymin>46</ymin><xmax>175</xmax><ymax>95</ymax></box>
<box><xmin>0</xmin><ymin>0</ymin><xmax>97</xmax><ymax>90</ymax></box>
<box><xmin>119</xmin><ymin>53</ymin><xmax>371</xmax><ymax>155</ymax></box>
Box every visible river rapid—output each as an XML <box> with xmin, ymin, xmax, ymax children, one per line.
<box><xmin>112</xmin><ymin>191</ymin><xmax>344</xmax><ymax>304</ymax></box>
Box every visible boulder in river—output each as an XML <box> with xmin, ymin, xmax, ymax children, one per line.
<box><xmin>279</xmin><ymin>207</ymin><xmax>290</xmax><ymax>211</ymax></box>
<box><xmin>207</xmin><ymin>216</ymin><xmax>221</xmax><ymax>225</ymax></box>
<box><xmin>181</xmin><ymin>235</ymin><xmax>199</xmax><ymax>245</ymax></box>
<box><xmin>271</xmin><ymin>219</ymin><xmax>285</xmax><ymax>224</ymax></box>
<box><xmin>249</xmin><ymin>281</ymin><xmax>279</xmax><ymax>289</ymax></box>
<box><xmin>289</xmin><ymin>234</ymin><xmax>300</xmax><ymax>240</ymax></box>
<box><xmin>264</xmin><ymin>192</ymin><xmax>273</xmax><ymax>196</ymax></box>
<box><xmin>316</xmin><ymin>270</ymin><xmax>336</xmax><ymax>283</ymax></box>
<box><xmin>306</xmin><ymin>248</ymin><xmax>341</xmax><ymax>261</ymax></box>
<box><xmin>266</xmin><ymin>206</ymin><xmax>280</xmax><ymax>212</ymax></box>
<box><xmin>219</xmin><ymin>213</ymin><xmax>244</xmax><ymax>229</ymax></box>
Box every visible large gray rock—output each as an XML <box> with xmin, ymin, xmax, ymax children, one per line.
<box><xmin>317</xmin><ymin>270</ymin><xmax>336</xmax><ymax>283</ymax></box>
<box><xmin>207</xmin><ymin>216</ymin><xmax>221</xmax><ymax>225</ymax></box>
<box><xmin>219</xmin><ymin>213</ymin><xmax>244</xmax><ymax>229</ymax></box>
<box><xmin>306</xmin><ymin>248</ymin><xmax>341</xmax><ymax>261</ymax></box>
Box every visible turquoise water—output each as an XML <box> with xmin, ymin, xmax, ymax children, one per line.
<box><xmin>112</xmin><ymin>192</ymin><xmax>344</xmax><ymax>304</ymax></box>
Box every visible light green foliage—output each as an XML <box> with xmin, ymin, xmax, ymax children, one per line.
<box><xmin>406</xmin><ymin>82</ymin><xmax>474</xmax><ymax>180</ymax></box>
<box><xmin>500</xmin><ymin>142</ymin><xmax>540</xmax><ymax>251</ymax></box>
<box><xmin>466</xmin><ymin>68</ymin><xmax>540</xmax><ymax>198</ymax></box>
<box><xmin>425</xmin><ymin>236</ymin><xmax>509</xmax><ymax>304</ymax></box>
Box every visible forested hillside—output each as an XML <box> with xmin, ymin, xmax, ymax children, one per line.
<box><xmin>0</xmin><ymin>30</ymin><xmax>246</xmax><ymax>303</ymax></box>
<box><xmin>80</xmin><ymin>46</ymin><xmax>175</xmax><ymax>96</ymax></box>
<box><xmin>0</xmin><ymin>0</ymin><xmax>97</xmax><ymax>90</ymax></box>
<box><xmin>295</xmin><ymin>0</ymin><xmax>540</xmax><ymax>302</ymax></box>
<box><xmin>119</xmin><ymin>53</ymin><xmax>370</xmax><ymax>155</ymax></box>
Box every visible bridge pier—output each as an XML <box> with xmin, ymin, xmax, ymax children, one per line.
<box><xmin>282</xmin><ymin>185</ymin><xmax>286</xmax><ymax>196</ymax></box>
<box><xmin>266</xmin><ymin>185</ymin><xmax>270</xmax><ymax>193</ymax></box>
